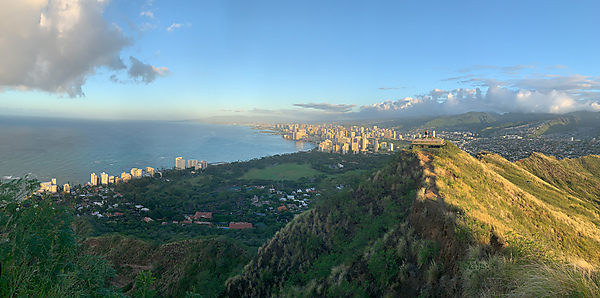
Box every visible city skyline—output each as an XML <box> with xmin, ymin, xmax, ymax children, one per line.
<box><xmin>1</xmin><ymin>1</ymin><xmax>600</xmax><ymax>121</ymax></box>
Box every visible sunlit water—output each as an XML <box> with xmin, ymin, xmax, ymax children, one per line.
<box><xmin>0</xmin><ymin>116</ymin><xmax>314</xmax><ymax>186</ymax></box>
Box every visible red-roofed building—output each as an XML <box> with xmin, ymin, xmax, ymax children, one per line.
<box><xmin>191</xmin><ymin>212</ymin><xmax>212</xmax><ymax>220</ymax></box>
<box><xmin>228</xmin><ymin>222</ymin><xmax>253</xmax><ymax>229</ymax></box>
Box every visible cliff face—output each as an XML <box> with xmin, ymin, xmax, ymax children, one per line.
<box><xmin>225</xmin><ymin>144</ymin><xmax>600</xmax><ymax>297</ymax></box>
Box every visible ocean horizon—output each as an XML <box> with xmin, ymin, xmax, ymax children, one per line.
<box><xmin>0</xmin><ymin>115</ymin><xmax>315</xmax><ymax>186</ymax></box>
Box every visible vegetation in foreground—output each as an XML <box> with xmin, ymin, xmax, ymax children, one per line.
<box><xmin>0</xmin><ymin>178</ymin><xmax>119</xmax><ymax>296</ymax></box>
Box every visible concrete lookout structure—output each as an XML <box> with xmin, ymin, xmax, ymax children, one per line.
<box><xmin>411</xmin><ymin>130</ymin><xmax>445</xmax><ymax>148</ymax></box>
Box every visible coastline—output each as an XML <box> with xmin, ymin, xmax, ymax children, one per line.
<box><xmin>0</xmin><ymin>118</ymin><xmax>316</xmax><ymax>187</ymax></box>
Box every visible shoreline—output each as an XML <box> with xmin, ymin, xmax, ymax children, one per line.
<box><xmin>0</xmin><ymin>120</ymin><xmax>317</xmax><ymax>187</ymax></box>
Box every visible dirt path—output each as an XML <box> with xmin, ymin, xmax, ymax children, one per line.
<box><xmin>416</xmin><ymin>150</ymin><xmax>448</xmax><ymax>214</ymax></box>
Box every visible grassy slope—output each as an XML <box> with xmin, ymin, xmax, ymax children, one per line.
<box><xmin>434</xmin><ymin>144</ymin><xmax>600</xmax><ymax>264</ymax></box>
<box><xmin>226</xmin><ymin>143</ymin><xmax>600</xmax><ymax>296</ymax></box>
<box><xmin>424</xmin><ymin>111</ymin><xmax>497</xmax><ymax>129</ymax></box>
<box><xmin>516</xmin><ymin>153</ymin><xmax>600</xmax><ymax>202</ymax></box>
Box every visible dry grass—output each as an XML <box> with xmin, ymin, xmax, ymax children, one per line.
<box><xmin>430</xmin><ymin>143</ymin><xmax>600</xmax><ymax>263</ymax></box>
<box><xmin>507</xmin><ymin>262</ymin><xmax>600</xmax><ymax>298</ymax></box>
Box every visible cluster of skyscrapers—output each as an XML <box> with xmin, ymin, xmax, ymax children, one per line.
<box><xmin>38</xmin><ymin>178</ymin><xmax>70</xmax><ymax>194</ymax></box>
<box><xmin>88</xmin><ymin>156</ymin><xmax>208</xmax><ymax>186</ymax></box>
<box><xmin>90</xmin><ymin>167</ymin><xmax>155</xmax><ymax>186</ymax></box>
<box><xmin>175</xmin><ymin>157</ymin><xmax>208</xmax><ymax>170</ymax></box>
<box><xmin>279</xmin><ymin>124</ymin><xmax>401</xmax><ymax>154</ymax></box>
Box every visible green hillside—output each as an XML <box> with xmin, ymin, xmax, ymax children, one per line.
<box><xmin>82</xmin><ymin>235</ymin><xmax>250</xmax><ymax>297</ymax></box>
<box><xmin>424</xmin><ymin>111</ymin><xmax>497</xmax><ymax>129</ymax></box>
<box><xmin>225</xmin><ymin>144</ymin><xmax>600</xmax><ymax>297</ymax></box>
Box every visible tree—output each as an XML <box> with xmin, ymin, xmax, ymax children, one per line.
<box><xmin>0</xmin><ymin>178</ymin><xmax>120</xmax><ymax>296</ymax></box>
<box><xmin>135</xmin><ymin>270</ymin><xmax>157</xmax><ymax>298</ymax></box>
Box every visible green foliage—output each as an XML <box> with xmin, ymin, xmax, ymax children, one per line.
<box><xmin>424</xmin><ymin>111</ymin><xmax>497</xmax><ymax>129</ymax></box>
<box><xmin>0</xmin><ymin>179</ymin><xmax>119</xmax><ymax>297</ymax></box>
<box><xmin>242</xmin><ymin>163</ymin><xmax>323</xmax><ymax>181</ymax></box>
<box><xmin>83</xmin><ymin>235</ymin><xmax>250</xmax><ymax>297</ymax></box>
<box><xmin>134</xmin><ymin>270</ymin><xmax>157</xmax><ymax>298</ymax></box>
<box><xmin>224</xmin><ymin>151</ymin><xmax>449</xmax><ymax>296</ymax></box>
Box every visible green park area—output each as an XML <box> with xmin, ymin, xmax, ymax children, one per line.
<box><xmin>241</xmin><ymin>163</ymin><xmax>323</xmax><ymax>181</ymax></box>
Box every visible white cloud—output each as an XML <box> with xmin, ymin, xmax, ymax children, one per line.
<box><xmin>514</xmin><ymin>75</ymin><xmax>600</xmax><ymax>93</ymax></box>
<box><xmin>359</xmin><ymin>76</ymin><xmax>600</xmax><ymax>117</ymax></box>
<box><xmin>485</xmin><ymin>84</ymin><xmax>600</xmax><ymax>114</ymax></box>
<box><xmin>140</xmin><ymin>11</ymin><xmax>154</xmax><ymax>18</ymax></box>
<box><xmin>0</xmin><ymin>0</ymin><xmax>168</xmax><ymax>97</ymax></box>
<box><xmin>167</xmin><ymin>22</ymin><xmax>191</xmax><ymax>32</ymax></box>
<box><xmin>128</xmin><ymin>56</ymin><xmax>171</xmax><ymax>84</ymax></box>
<box><xmin>0</xmin><ymin>0</ymin><xmax>133</xmax><ymax>97</ymax></box>
<box><xmin>167</xmin><ymin>23</ymin><xmax>181</xmax><ymax>31</ymax></box>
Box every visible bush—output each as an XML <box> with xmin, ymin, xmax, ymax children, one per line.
<box><xmin>0</xmin><ymin>179</ymin><xmax>119</xmax><ymax>296</ymax></box>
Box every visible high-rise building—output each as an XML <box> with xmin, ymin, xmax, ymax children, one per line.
<box><xmin>131</xmin><ymin>168</ymin><xmax>142</xmax><ymax>178</ymax></box>
<box><xmin>175</xmin><ymin>157</ymin><xmax>186</xmax><ymax>170</ymax></box>
<box><xmin>146</xmin><ymin>167</ymin><xmax>155</xmax><ymax>177</ymax></box>
<box><xmin>187</xmin><ymin>159</ymin><xmax>198</xmax><ymax>169</ymax></box>
<box><xmin>351</xmin><ymin>140</ymin><xmax>360</xmax><ymax>153</ymax></box>
<box><xmin>342</xmin><ymin>143</ymin><xmax>350</xmax><ymax>154</ymax></box>
<box><xmin>121</xmin><ymin>172</ymin><xmax>132</xmax><ymax>182</ymax></box>
<box><xmin>101</xmin><ymin>172</ymin><xmax>109</xmax><ymax>185</ymax></box>
<box><xmin>360</xmin><ymin>138</ymin><xmax>369</xmax><ymax>151</ymax></box>
<box><xmin>319</xmin><ymin>139</ymin><xmax>332</xmax><ymax>152</ymax></box>
<box><xmin>109</xmin><ymin>176</ymin><xmax>115</xmax><ymax>184</ymax></box>
<box><xmin>199</xmin><ymin>160</ymin><xmax>208</xmax><ymax>170</ymax></box>
<box><xmin>90</xmin><ymin>173</ymin><xmax>98</xmax><ymax>186</ymax></box>
<box><xmin>63</xmin><ymin>184</ymin><xmax>71</xmax><ymax>193</ymax></box>
<box><xmin>40</xmin><ymin>180</ymin><xmax>58</xmax><ymax>193</ymax></box>
<box><xmin>333</xmin><ymin>144</ymin><xmax>341</xmax><ymax>153</ymax></box>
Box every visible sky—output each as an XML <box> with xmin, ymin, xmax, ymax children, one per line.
<box><xmin>1</xmin><ymin>0</ymin><xmax>599</xmax><ymax>121</ymax></box>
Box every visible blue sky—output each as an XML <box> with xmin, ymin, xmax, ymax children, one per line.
<box><xmin>1</xmin><ymin>0</ymin><xmax>599</xmax><ymax>121</ymax></box>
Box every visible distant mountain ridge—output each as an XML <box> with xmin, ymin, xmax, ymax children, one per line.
<box><xmin>194</xmin><ymin>111</ymin><xmax>600</xmax><ymax>140</ymax></box>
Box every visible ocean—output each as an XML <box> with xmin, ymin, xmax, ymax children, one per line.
<box><xmin>0</xmin><ymin>116</ymin><xmax>314</xmax><ymax>186</ymax></box>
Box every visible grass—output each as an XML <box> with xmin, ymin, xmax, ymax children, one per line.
<box><xmin>462</xmin><ymin>254</ymin><xmax>600</xmax><ymax>298</ymax></box>
<box><xmin>423</xmin><ymin>144</ymin><xmax>600</xmax><ymax>297</ymax></box>
<box><xmin>439</xmin><ymin>144</ymin><xmax>600</xmax><ymax>263</ymax></box>
<box><xmin>508</xmin><ymin>262</ymin><xmax>600</xmax><ymax>297</ymax></box>
<box><xmin>428</xmin><ymin>144</ymin><xmax>600</xmax><ymax>262</ymax></box>
<box><xmin>241</xmin><ymin>163</ymin><xmax>324</xmax><ymax>181</ymax></box>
